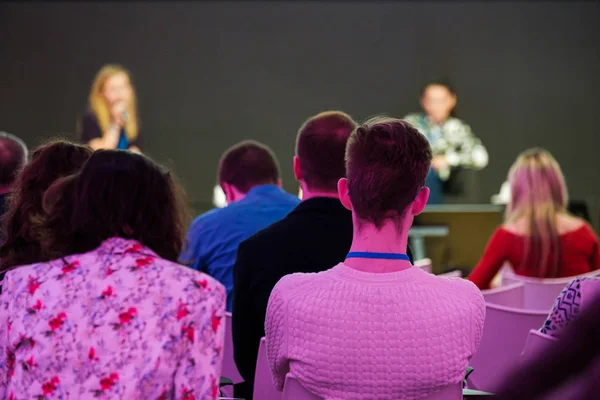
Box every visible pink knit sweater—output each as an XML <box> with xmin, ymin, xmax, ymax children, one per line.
<box><xmin>265</xmin><ymin>264</ymin><xmax>485</xmax><ymax>400</ymax></box>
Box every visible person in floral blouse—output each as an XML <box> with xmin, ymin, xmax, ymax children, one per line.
<box><xmin>404</xmin><ymin>79</ymin><xmax>488</xmax><ymax>204</ymax></box>
<box><xmin>0</xmin><ymin>150</ymin><xmax>226</xmax><ymax>399</ymax></box>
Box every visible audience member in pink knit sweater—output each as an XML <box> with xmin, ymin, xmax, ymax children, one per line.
<box><xmin>265</xmin><ymin>117</ymin><xmax>486</xmax><ymax>400</ymax></box>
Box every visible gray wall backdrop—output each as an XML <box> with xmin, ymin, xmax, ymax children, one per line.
<box><xmin>1</xmin><ymin>1</ymin><xmax>599</xmax><ymax>220</ymax></box>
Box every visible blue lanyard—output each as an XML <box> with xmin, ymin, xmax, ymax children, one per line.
<box><xmin>346</xmin><ymin>252</ymin><xmax>410</xmax><ymax>261</ymax></box>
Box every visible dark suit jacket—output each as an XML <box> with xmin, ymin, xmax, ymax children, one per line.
<box><xmin>231</xmin><ymin>197</ymin><xmax>353</xmax><ymax>399</ymax></box>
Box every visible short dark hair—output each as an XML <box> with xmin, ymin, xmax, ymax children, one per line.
<box><xmin>39</xmin><ymin>150</ymin><xmax>189</xmax><ymax>263</ymax></box>
<box><xmin>0</xmin><ymin>132</ymin><xmax>28</xmax><ymax>187</ymax></box>
<box><xmin>345</xmin><ymin>117</ymin><xmax>432</xmax><ymax>229</ymax></box>
<box><xmin>296</xmin><ymin>111</ymin><xmax>357</xmax><ymax>192</ymax></box>
<box><xmin>218</xmin><ymin>140</ymin><xmax>280</xmax><ymax>193</ymax></box>
<box><xmin>421</xmin><ymin>77</ymin><xmax>456</xmax><ymax>96</ymax></box>
<box><xmin>1</xmin><ymin>139</ymin><xmax>92</xmax><ymax>270</ymax></box>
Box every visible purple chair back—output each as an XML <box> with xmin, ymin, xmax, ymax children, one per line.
<box><xmin>438</xmin><ymin>270</ymin><xmax>463</xmax><ymax>278</ymax></box>
<box><xmin>522</xmin><ymin>270</ymin><xmax>600</xmax><ymax>309</ymax></box>
<box><xmin>423</xmin><ymin>383</ymin><xmax>463</xmax><ymax>400</ymax></box>
<box><xmin>221</xmin><ymin>313</ymin><xmax>244</xmax><ymax>397</ymax></box>
<box><xmin>481</xmin><ymin>282</ymin><xmax>525</xmax><ymax>308</ymax></box>
<box><xmin>253</xmin><ymin>337</ymin><xmax>282</xmax><ymax>400</ymax></box>
<box><xmin>415</xmin><ymin>258</ymin><xmax>433</xmax><ymax>274</ymax></box>
<box><xmin>520</xmin><ymin>329</ymin><xmax>557</xmax><ymax>362</ymax></box>
<box><xmin>468</xmin><ymin>303</ymin><xmax>548</xmax><ymax>392</ymax></box>
<box><xmin>282</xmin><ymin>373</ymin><xmax>462</xmax><ymax>400</ymax></box>
<box><xmin>282</xmin><ymin>374</ymin><xmax>321</xmax><ymax>400</ymax></box>
<box><xmin>501</xmin><ymin>267</ymin><xmax>600</xmax><ymax>309</ymax></box>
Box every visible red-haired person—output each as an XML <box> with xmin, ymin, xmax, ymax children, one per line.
<box><xmin>265</xmin><ymin>117</ymin><xmax>484</xmax><ymax>399</ymax></box>
<box><xmin>468</xmin><ymin>149</ymin><xmax>600</xmax><ymax>289</ymax></box>
<box><xmin>0</xmin><ymin>150</ymin><xmax>225</xmax><ymax>399</ymax></box>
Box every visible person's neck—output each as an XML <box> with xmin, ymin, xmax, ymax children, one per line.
<box><xmin>344</xmin><ymin>219</ymin><xmax>412</xmax><ymax>273</ymax></box>
<box><xmin>0</xmin><ymin>185</ymin><xmax>12</xmax><ymax>195</ymax></box>
<box><xmin>299</xmin><ymin>184</ymin><xmax>339</xmax><ymax>201</ymax></box>
<box><xmin>427</xmin><ymin>114</ymin><xmax>449</xmax><ymax>126</ymax></box>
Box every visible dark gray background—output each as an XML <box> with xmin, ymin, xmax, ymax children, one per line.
<box><xmin>1</xmin><ymin>1</ymin><xmax>599</xmax><ymax>221</ymax></box>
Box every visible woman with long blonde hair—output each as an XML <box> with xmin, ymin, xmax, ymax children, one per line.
<box><xmin>79</xmin><ymin>64</ymin><xmax>141</xmax><ymax>152</ymax></box>
<box><xmin>469</xmin><ymin>148</ymin><xmax>600</xmax><ymax>289</ymax></box>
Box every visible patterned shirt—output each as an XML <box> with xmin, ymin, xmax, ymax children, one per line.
<box><xmin>404</xmin><ymin>113</ymin><xmax>488</xmax><ymax>180</ymax></box>
<box><xmin>0</xmin><ymin>237</ymin><xmax>226</xmax><ymax>400</ymax></box>
<box><xmin>541</xmin><ymin>277</ymin><xmax>600</xmax><ymax>338</ymax></box>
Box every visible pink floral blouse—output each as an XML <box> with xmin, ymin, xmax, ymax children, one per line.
<box><xmin>0</xmin><ymin>238</ymin><xmax>226</xmax><ymax>400</ymax></box>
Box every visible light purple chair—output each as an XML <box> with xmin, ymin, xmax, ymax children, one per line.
<box><xmin>437</xmin><ymin>270</ymin><xmax>463</xmax><ymax>278</ymax></box>
<box><xmin>221</xmin><ymin>313</ymin><xmax>244</xmax><ymax>397</ymax></box>
<box><xmin>415</xmin><ymin>258</ymin><xmax>433</xmax><ymax>274</ymax></box>
<box><xmin>481</xmin><ymin>282</ymin><xmax>525</xmax><ymax>308</ymax></box>
<box><xmin>253</xmin><ymin>337</ymin><xmax>282</xmax><ymax>400</ymax></box>
<box><xmin>281</xmin><ymin>373</ymin><xmax>463</xmax><ymax>400</ymax></box>
<box><xmin>501</xmin><ymin>267</ymin><xmax>600</xmax><ymax>309</ymax></box>
<box><xmin>467</xmin><ymin>302</ymin><xmax>548</xmax><ymax>392</ymax></box>
<box><xmin>520</xmin><ymin>329</ymin><xmax>557</xmax><ymax>362</ymax></box>
<box><xmin>281</xmin><ymin>374</ymin><xmax>321</xmax><ymax>400</ymax></box>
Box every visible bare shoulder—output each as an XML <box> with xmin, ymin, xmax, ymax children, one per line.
<box><xmin>556</xmin><ymin>213</ymin><xmax>587</xmax><ymax>234</ymax></box>
<box><xmin>502</xmin><ymin>220</ymin><xmax>523</xmax><ymax>234</ymax></box>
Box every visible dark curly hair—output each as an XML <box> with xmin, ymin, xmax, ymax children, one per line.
<box><xmin>0</xmin><ymin>139</ymin><xmax>93</xmax><ymax>271</ymax></box>
<box><xmin>40</xmin><ymin>150</ymin><xmax>189</xmax><ymax>263</ymax></box>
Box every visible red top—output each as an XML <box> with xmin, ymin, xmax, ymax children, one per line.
<box><xmin>468</xmin><ymin>224</ymin><xmax>600</xmax><ymax>289</ymax></box>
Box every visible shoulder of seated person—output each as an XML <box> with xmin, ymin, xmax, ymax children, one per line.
<box><xmin>503</xmin><ymin>214</ymin><xmax>587</xmax><ymax>236</ymax></box>
<box><xmin>272</xmin><ymin>271</ymin><xmax>317</xmax><ymax>295</ymax></box>
<box><xmin>556</xmin><ymin>213</ymin><xmax>587</xmax><ymax>233</ymax></box>
<box><xmin>418</xmin><ymin>271</ymin><xmax>485</xmax><ymax>309</ymax></box>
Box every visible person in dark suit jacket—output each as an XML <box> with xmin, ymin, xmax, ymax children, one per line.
<box><xmin>231</xmin><ymin>111</ymin><xmax>415</xmax><ymax>398</ymax></box>
<box><xmin>231</xmin><ymin>111</ymin><xmax>356</xmax><ymax>399</ymax></box>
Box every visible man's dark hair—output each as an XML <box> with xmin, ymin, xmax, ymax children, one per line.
<box><xmin>0</xmin><ymin>132</ymin><xmax>28</xmax><ymax>187</ymax></box>
<box><xmin>296</xmin><ymin>111</ymin><xmax>357</xmax><ymax>192</ymax></box>
<box><xmin>218</xmin><ymin>140</ymin><xmax>280</xmax><ymax>193</ymax></box>
<box><xmin>345</xmin><ymin>117</ymin><xmax>432</xmax><ymax>229</ymax></box>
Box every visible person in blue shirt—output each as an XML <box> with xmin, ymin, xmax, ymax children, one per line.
<box><xmin>180</xmin><ymin>140</ymin><xmax>299</xmax><ymax>311</ymax></box>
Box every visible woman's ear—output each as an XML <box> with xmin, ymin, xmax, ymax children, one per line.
<box><xmin>337</xmin><ymin>178</ymin><xmax>353</xmax><ymax>211</ymax></box>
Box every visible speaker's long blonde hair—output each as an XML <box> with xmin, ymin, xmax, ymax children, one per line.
<box><xmin>89</xmin><ymin>64</ymin><xmax>138</xmax><ymax>141</ymax></box>
<box><xmin>506</xmin><ymin>148</ymin><xmax>568</xmax><ymax>277</ymax></box>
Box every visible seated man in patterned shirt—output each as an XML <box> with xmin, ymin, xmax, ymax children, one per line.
<box><xmin>404</xmin><ymin>78</ymin><xmax>488</xmax><ymax>204</ymax></box>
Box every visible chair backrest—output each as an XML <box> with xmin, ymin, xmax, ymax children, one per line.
<box><xmin>501</xmin><ymin>268</ymin><xmax>600</xmax><ymax>310</ymax></box>
<box><xmin>481</xmin><ymin>282</ymin><xmax>525</xmax><ymax>308</ymax></box>
<box><xmin>415</xmin><ymin>258</ymin><xmax>433</xmax><ymax>274</ymax></box>
<box><xmin>468</xmin><ymin>302</ymin><xmax>548</xmax><ymax>392</ymax></box>
<box><xmin>520</xmin><ymin>329</ymin><xmax>557</xmax><ymax>362</ymax></box>
<box><xmin>221</xmin><ymin>313</ymin><xmax>244</xmax><ymax>397</ymax></box>
<box><xmin>437</xmin><ymin>270</ymin><xmax>463</xmax><ymax>278</ymax></box>
<box><xmin>522</xmin><ymin>270</ymin><xmax>600</xmax><ymax>310</ymax></box>
<box><xmin>282</xmin><ymin>373</ymin><xmax>462</xmax><ymax>400</ymax></box>
<box><xmin>423</xmin><ymin>383</ymin><xmax>463</xmax><ymax>400</ymax></box>
<box><xmin>282</xmin><ymin>374</ymin><xmax>322</xmax><ymax>400</ymax></box>
<box><xmin>253</xmin><ymin>338</ymin><xmax>282</xmax><ymax>400</ymax></box>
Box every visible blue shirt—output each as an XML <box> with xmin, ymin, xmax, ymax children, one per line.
<box><xmin>117</xmin><ymin>129</ymin><xmax>129</xmax><ymax>150</ymax></box>
<box><xmin>180</xmin><ymin>185</ymin><xmax>300</xmax><ymax>311</ymax></box>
